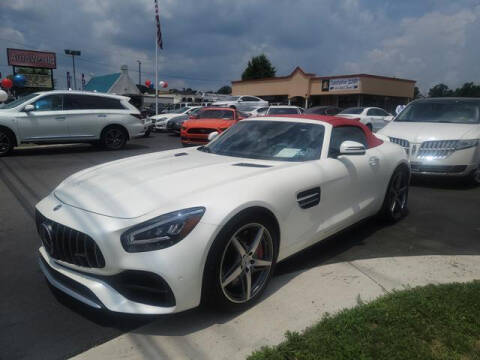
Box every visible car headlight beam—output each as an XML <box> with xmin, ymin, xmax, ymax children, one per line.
<box><xmin>121</xmin><ymin>207</ymin><xmax>205</xmax><ymax>252</ymax></box>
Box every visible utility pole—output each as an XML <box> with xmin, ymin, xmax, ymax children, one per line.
<box><xmin>137</xmin><ymin>60</ymin><xmax>142</xmax><ymax>85</ymax></box>
<box><xmin>64</xmin><ymin>49</ymin><xmax>81</xmax><ymax>89</ymax></box>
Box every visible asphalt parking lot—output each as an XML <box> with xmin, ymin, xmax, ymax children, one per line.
<box><xmin>1</xmin><ymin>132</ymin><xmax>479</xmax><ymax>360</ymax></box>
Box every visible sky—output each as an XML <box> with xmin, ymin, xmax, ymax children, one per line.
<box><xmin>1</xmin><ymin>0</ymin><xmax>479</xmax><ymax>94</ymax></box>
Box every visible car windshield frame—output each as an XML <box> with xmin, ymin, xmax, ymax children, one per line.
<box><xmin>198</xmin><ymin>109</ymin><xmax>235</xmax><ymax>120</ymax></box>
<box><xmin>0</xmin><ymin>93</ymin><xmax>39</xmax><ymax>109</ymax></box>
<box><xmin>200</xmin><ymin>120</ymin><xmax>325</xmax><ymax>162</ymax></box>
<box><xmin>394</xmin><ymin>100</ymin><xmax>480</xmax><ymax>124</ymax></box>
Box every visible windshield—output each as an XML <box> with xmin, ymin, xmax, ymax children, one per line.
<box><xmin>169</xmin><ymin>107</ymin><xmax>190</xmax><ymax>114</ymax></box>
<box><xmin>268</xmin><ymin>107</ymin><xmax>299</xmax><ymax>115</ymax></box>
<box><xmin>0</xmin><ymin>93</ymin><xmax>38</xmax><ymax>109</ymax></box>
<box><xmin>198</xmin><ymin>109</ymin><xmax>234</xmax><ymax>119</ymax></box>
<box><xmin>339</xmin><ymin>107</ymin><xmax>364</xmax><ymax>115</ymax></box>
<box><xmin>395</xmin><ymin>101</ymin><xmax>480</xmax><ymax>124</ymax></box>
<box><xmin>202</xmin><ymin>120</ymin><xmax>325</xmax><ymax>162</ymax></box>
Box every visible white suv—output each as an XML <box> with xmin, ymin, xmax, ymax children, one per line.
<box><xmin>0</xmin><ymin>90</ymin><xmax>146</xmax><ymax>156</ymax></box>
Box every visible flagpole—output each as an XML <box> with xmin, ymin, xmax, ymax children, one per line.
<box><xmin>155</xmin><ymin>33</ymin><xmax>158</xmax><ymax>117</ymax></box>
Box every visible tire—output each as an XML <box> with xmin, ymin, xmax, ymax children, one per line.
<box><xmin>379</xmin><ymin>166</ymin><xmax>409</xmax><ymax>222</ymax></box>
<box><xmin>101</xmin><ymin>126</ymin><xmax>127</xmax><ymax>150</ymax></box>
<box><xmin>467</xmin><ymin>164</ymin><xmax>480</xmax><ymax>186</ymax></box>
<box><xmin>203</xmin><ymin>211</ymin><xmax>278</xmax><ymax>312</ymax></box>
<box><xmin>144</xmin><ymin>129</ymin><xmax>151</xmax><ymax>137</ymax></box>
<box><xmin>0</xmin><ymin>128</ymin><xmax>14</xmax><ymax>157</ymax></box>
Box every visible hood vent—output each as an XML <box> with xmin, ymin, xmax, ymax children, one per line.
<box><xmin>233</xmin><ymin>163</ymin><xmax>272</xmax><ymax>168</ymax></box>
<box><xmin>174</xmin><ymin>152</ymin><xmax>188</xmax><ymax>157</ymax></box>
<box><xmin>297</xmin><ymin>187</ymin><xmax>321</xmax><ymax>209</ymax></box>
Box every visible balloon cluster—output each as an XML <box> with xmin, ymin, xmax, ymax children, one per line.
<box><xmin>144</xmin><ymin>80</ymin><xmax>168</xmax><ymax>89</ymax></box>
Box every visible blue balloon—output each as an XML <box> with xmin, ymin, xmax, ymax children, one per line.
<box><xmin>13</xmin><ymin>74</ymin><xmax>26</xmax><ymax>87</ymax></box>
<box><xmin>149</xmin><ymin>83</ymin><xmax>154</xmax><ymax>89</ymax></box>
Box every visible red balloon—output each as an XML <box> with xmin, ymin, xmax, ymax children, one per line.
<box><xmin>1</xmin><ymin>78</ymin><xmax>13</xmax><ymax>89</ymax></box>
<box><xmin>145</xmin><ymin>80</ymin><xmax>151</xmax><ymax>87</ymax></box>
<box><xmin>162</xmin><ymin>81</ymin><xmax>168</xmax><ymax>88</ymax></box>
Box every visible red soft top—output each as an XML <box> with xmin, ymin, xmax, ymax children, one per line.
<box><xmin>269</xmin><ymin>114</ymin><xmax>383</xmax><ymax>148</ymax></box>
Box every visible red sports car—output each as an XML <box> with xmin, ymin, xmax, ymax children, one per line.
<box><xmin>181</xmin><ymin>107</ymin><xmax>245</xmax><ymax>146</ymax></box>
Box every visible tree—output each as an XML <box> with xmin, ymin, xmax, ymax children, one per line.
<box><xmin>453</xmin><ymin>82</ymin><xmax>480</xmax><ymax>97</ymax></box>
<box><xmin>241</xmin><ymin>54</ymin><xmax>276</xmax><ymax>81</ymax></box>
<box><xmin>217</xmin><ymin>85</ymin><xmax>232</xmax><ymax>94</ymax></box>
<box><xmin>413</xmin><ymin>86</ymin><xmax>423</xmax><ymax>99</ymax></box>
<box><xmin>428</xmin><ymin>83</ymin><xmax>453</xmax><ymax>97</ymax></box>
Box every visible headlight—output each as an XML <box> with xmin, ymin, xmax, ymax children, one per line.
<box><xmin>121</xmin><ymin>207</ymin><xmax>205</xmax><ymax>252</ymax></box>
<box><xmin>456</xmin><ymin>139</ymin><xmax>478</xmax><ymax>150</ymax></box>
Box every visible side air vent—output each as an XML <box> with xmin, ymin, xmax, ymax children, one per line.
<box><xmin>297</xmin><ymin>187</ymin><xmax>321</xmax><ymax>209</ymax></box>
<box><xmin>233</xmin><ymin>163</ymin><xmax>272</xmax><ymax>168</ymax></box>
<box><xmin>174</xmin><ymin>152</ymin><xmax>188</xmax><ymax>157</ymax></box>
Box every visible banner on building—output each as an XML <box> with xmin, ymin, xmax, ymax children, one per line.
<box><xmin>7</xmin><ymin>48</ymin><xmax>56</xmax><ymax>69</ymax></box>
<box><xmin>329</xmin><ymin>78</ymin><xmax>360</xmax><ymax>91</ymax></box>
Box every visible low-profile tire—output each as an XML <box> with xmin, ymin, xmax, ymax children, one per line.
<box><xmin>144</xmin><ymin>129</ymin><xmax>151</xmax><ymax>137</ymax></box>
<box><xmin>0</xmin><ymin>128</ymin><xmax>14</xmax><ymax>157</ymax></box>
<box><xmin>203</xmin><ymin>211</ymin><xmax>278</xmax><ymax>312</ymax></box>
<box><xmin>467</xmin><ymin>164</ymin><xmax>480</xmax><ymax>186</ymax></box>
<box><xmin>379</xmin><ymin>166</ymin><xmax>409</xmax><ymax>222</ymax></box>
<box><xmin>101</xmin><ymin>126</ymin><xmax>127</xmax><ymax>150</ymax></box>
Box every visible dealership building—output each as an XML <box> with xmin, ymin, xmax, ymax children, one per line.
<box><xmin>231</xmin><ymin>67</ymin><xmax>416</xmax><ymax>113</ymax></box>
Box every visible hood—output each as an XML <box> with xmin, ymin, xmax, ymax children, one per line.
<box><xmin>378</xmin><ymin>121</ymin><xmax>480</xmax><ymax>143</ymax></box>
<box><xmin>54</xmin><ymin>148</ymin><xmax>289</xmax><ymax>219</ymax></box>
<box><xmin>184</xmin><ymin>119</ymin><xmax>236</xmax><ymax>129</ymax></box>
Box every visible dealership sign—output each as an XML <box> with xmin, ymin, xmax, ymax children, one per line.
<box><xmin>329</xmin><ymin>78</ymin><xmax>360</xmax><ymax>91</ymax></box>
<box><xmin>7</xmin><ymin>48</ymin><xmax>56</xmax><ymax>69</ymax></box>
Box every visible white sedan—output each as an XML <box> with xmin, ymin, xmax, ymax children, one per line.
<box><xmin>338</xmin><ymin>107</ymin><xmax>394</xmax><ymax>132</ymax></box>
<box><xmin>151</xmin><ymin>106</ymin><xmax>201</xmax><ymax>131</ymax></box>
<box><xmin>36</xmin><ymin>116</ymin><xmax>409</xmax><ymax>314</ymax></box>
<box><xmin>378</xmin><ymin>98</ymin><xmax>480</xmax><ymax>184</ymax></box>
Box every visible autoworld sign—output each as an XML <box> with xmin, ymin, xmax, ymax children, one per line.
<box><xmin>329</xmin><ymin>77</ymin><xmax>360</xmax><ymax>91</ymax></box>
<box><xmin>7</xmin><ymin>48</ymin><xmax>56</xmax><ymax>69</ymax></box>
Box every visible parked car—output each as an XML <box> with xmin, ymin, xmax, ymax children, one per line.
<box><xmin>36</xmin><ymin>115</ymin><xmax>409</xmax><ymax>314</ymax></box>
<box><xmin>166</xmin><ymin>114</ymin><xmax>189</xmax><ymax>134</ymax></box>
<box><xmin>338</xmin><ymin>107</ymin><xmax>394</xmax><ymax>132</ymax></box>
<box><xmin>0</xmin><ymin>90</ymin><xmax>146</xmax><ymax>155</ymax></box>
<box><xmin>242</xmin><ymin>106</ymin><xmax>269</xmax><ymax>117</ymax></box>
<box><xmin>151</xmin><ymin>106</ymin><xmax>202</xmax><ymax>132</ymax></box>
<box><xmin>305</xmin><ymin>106</ymin><xmax>343</xmax><ymax>116</ymax></box>
<box><xmin>211</xmin><ymin>95</ymin><xmax>268</xmax><ymax>111</ymax></box>
<box><xmin>378</xmin><ymin>98</ymin><xmax>480</xmax><ymax>184</ymax></box>
<box><xmin>265</xmin><ymin>106</ymin><xmax>303</xmax><ymax>115</ymax></box>
<box><xmin>181</xmin><ymin>107</ymin><xmax>245</xmax><ymax>146</ymax></box>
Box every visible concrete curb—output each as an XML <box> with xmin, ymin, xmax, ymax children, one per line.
<box><xmin>72</xmin><ymin>255</ymin><xmax>480</xmax><ymax>360</ymax></box>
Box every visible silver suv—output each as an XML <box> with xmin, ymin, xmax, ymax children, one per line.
<box><xmin>0</xmin><ymin>90</ymin><xmax>146</xmax><ymax>156</ymax></box>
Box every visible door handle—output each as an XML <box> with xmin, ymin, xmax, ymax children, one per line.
<box><xmin>369</xmin><ymin>156</ymin><xmax>379</xmax><ymax>166</ymax></box>
<box><xmin>97</xmin><ymin>114</ymin><xmax>107</xmax><ymax>118</ymax></box>
<box><xmin>55</xmin><ymin>116</ymin><xmax>66</xmax><ymax>120</ymax></box>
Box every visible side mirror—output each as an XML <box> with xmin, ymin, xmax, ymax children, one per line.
<box><xmin>339</xmin><ymin>141</ymin><xmax>366</xmax><ymax>155</ymax></box>
<box><xmin>208</xmin><ymin>131</ymin><xmax>219</xmax><ymax>141</ymax></box>
<box><xmin>24</xmin><ymin>104</ymin><xmax>34</xmax><ymax>112</ymax></box>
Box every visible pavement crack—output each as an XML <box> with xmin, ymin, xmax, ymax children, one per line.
<box><xmin>347</xmin><ymin>261</ymin><xmax>390</xmax><ymax>294</ymax></box>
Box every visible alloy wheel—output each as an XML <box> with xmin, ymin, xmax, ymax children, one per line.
<box><xmin>219</xmin><ymin>223</ymin><xmax>274</xmax><ymax>304</ymax></box>
<box><xmin>104</xmin><ymin>128</ymin><xmax>125</xmax><ymax>149</ymax></box>
<box><xmin>0</xmin><ymin>131</ymin><xmax>11</xmax><ymax>155</ymax></box>
<box><xmin>389</xmin><ymin>171</ymin><xmax>408</xmax><ymax>218</ymax></box>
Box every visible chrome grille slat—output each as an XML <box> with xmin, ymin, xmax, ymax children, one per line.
<box><xmin>35</xmin><ymin>211</ymin><xmax>105</xmax><ymax>269</ymax></box>
<box><xmin>389</xmin><ymin>137</ymin><xmax>410</xmax><ymax>149</ymax></box>
<box><xmin>417</xmin><ymin>140</ymin><xmax>457</xmax><ymax>159</ymax></box>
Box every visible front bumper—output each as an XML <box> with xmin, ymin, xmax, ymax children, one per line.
<box><xmin>35</xmin><ymin>195</ymin><xmax>216</xmax><ymax>314</ymax></box>
<box><xmin>180</xmin><ymin>132</ymin><xmax>209</xmax><ymax>145</ymax></box>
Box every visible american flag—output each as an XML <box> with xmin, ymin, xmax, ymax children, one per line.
<box><xmin>154</xmin><ymin>0</ymin><xmax>163</xmax><ymax>49</ymax></box>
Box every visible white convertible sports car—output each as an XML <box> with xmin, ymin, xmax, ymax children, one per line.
<box><xmin>36</xmin><ymin>115</ymin><xmax>409</xmax><ymax>314</ymax></box>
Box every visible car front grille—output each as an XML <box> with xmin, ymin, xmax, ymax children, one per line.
<box><xmin>416</xmin><ymin>140</ymin><xmax>457</xmax><ymax>159</ymax></box>
<box><xmin>187</xmin><ymin>128</ymin><xmax>216</xmax><ymax>134</ymax></box>
<box><xmin>411</xmin><ymin>164</ymin><xmax>467</xmax><ymax>173</ymax></box>
<box><xmin>36</xmin><ymin>210</ymin><xmax>105</xmax><ymax>268</ymax></box>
